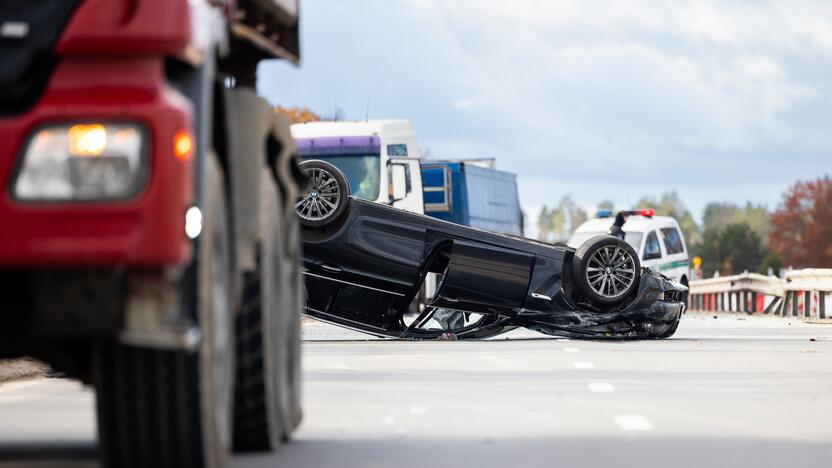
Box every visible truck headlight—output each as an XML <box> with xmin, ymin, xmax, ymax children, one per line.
<box><xmin>13</xmin><ymin>123</ymin><xmax>147</xmax><ymax>201</ymax></box>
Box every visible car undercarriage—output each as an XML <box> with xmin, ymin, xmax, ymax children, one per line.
<box><xmin>295</xmin><ymin>160</ymin><xmax>687</xmax><ymax>341</ymax></box>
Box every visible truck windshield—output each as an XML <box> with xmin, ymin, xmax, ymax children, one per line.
<box><xmin>567</xmin><ymin>231</ymin><xmax>643</xmax><ymax>252</ymax></box>
<box><xmin>303</xmin><ymin>154</ymin><xmax>380</xmax><ymax>201</ymax></box>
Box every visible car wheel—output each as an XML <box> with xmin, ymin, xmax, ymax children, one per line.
<box><xmin>294</xmin><ymin>160</ymin><xmax>350</xmax><ymax>228</ymax></box>
<box><xmin>95</xmin><ymin>155</ymin><xmax>234</xmax><ymax>468</ymax></box>
<box><xmin>572</xmin><ymin>235</ymin><xmax>641</xmax><ymax>306</ymax></box>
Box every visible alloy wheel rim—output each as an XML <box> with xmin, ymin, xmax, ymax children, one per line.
<box><xmin>586</xmin><ymin>246</ymin><xmax>636</xmax><ymax>299</ymax></box>
<box><xmin>295</xmin><ymin>168</ymin><xmax>340</xmax><ymax>221</ymax></box>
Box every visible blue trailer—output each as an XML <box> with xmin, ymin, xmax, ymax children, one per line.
<box><xmin>421</xmin><ymin>160</ymin><xmax>523</xmax><ymax>236</ymax></box>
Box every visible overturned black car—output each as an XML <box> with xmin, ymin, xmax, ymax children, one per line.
<box><xmin>294</xmin><ymin>160</ymin><xmax>686</xmax><ymax>340</ymax></box>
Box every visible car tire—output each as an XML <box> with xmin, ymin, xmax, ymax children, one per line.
<box><xmin>572</xmin><ymin>235</ymin><xmax>641</xmax><ymax>306</ymax></box>
<box><xmin>294</xmin><ymin>160</ymin><xmax>350</xmax><ymax>228</ymax></box>
<box><xmin>233</xmin><ymin>168</ymin><xmax>292</xmax><ymax>451</ymax></box>
<box><xmin>95</xmin><ymin>155</ymin><xmax>234</xmax><ymax>468</ymax></box>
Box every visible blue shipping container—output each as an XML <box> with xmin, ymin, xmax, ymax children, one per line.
<box><xmin>421</xmin><ymin>161</ymin><xmax>522</xmax><ymax>235</ymax></box>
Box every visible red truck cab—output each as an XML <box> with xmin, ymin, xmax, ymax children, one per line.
<box><xmin>0</xmin><ymin>0</ymin><xmax>195</xmax><ymax>265</ymax></box>
<box><xmin>0</xmin><ymin>1</ymin><xmax>304</xmax><ymax>467</ymax></box>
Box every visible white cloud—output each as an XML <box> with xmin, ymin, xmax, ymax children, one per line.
<box><xmin>426</xmin><ymin>1</ymin><xmax>824</xmax><ymax>151</ymax></box>
<box><xmin>451</xmin><ymin>96</ymin><xmax>492</xmax><ymax>110</ymax></box>
<box><xmin>261</xmin><ymin>0</ymin><xmax>832</xmax><ymax>219</ymax></box>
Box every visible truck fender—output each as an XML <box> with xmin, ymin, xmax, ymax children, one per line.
<box><xmin>222</xmin><ymin>87</ymin><xmax>274</xmax><ymax>272</ymax></box>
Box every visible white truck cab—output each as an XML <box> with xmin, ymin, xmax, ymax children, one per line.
<box><xmin>568</xmin><ymin>210</ymin><xmax>690</xmax><ymax>287</ymax></box>
<box><xmin>290</xmin><ymin>120</ymin><xmax>424</xmax><ymax>214</ymax></box>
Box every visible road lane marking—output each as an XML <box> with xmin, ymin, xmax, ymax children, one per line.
<box><xmin>587</xmin><ymin>382</ymin><xmax>615</xmax><ymax>393</ymax></box>
<box><xmin>573</xmin><ymin>361</ymin><xmax>594</xmax><ymax>369</ymax></box>
<box><xmin>563</xmin><ymin>347</ymin><xmax>580</xmax><ymax>353</ymax></box>
<box><xmin>614</xmin><ymin>414</ymin><xmax>654</xmax><ymax>431</ymax></box>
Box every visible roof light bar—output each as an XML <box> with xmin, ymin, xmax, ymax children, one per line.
<box><xmin>636</xmin><ymin>208</ymin><xmax>655</xmax><ymax>218</ymax></box>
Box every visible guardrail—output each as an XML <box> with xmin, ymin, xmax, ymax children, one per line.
<box><xmin>781</xmin><ymin>269</ymin><xmax>832</xmax><ymax>319</ymax></box>
<box><xmin>688</xmin><ymin>269</ymin><xmax>832</xmax><ymax>319</ymax></box>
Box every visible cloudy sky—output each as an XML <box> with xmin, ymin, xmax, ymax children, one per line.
<box><xmin>259</xmin><ymin>0</ymin><xmax>832</xmax><ymax>225</ymax></box>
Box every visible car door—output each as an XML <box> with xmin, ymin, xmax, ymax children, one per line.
<box><xmin>431</xmin><ymin>239</ymin><xmax>534</xmax><ymax>314</ymax></box>
<box><xmin>303</xmin><ymin>215</ymin><xmax>426</xmax><ymax>294</ymax></box>
<box><xmin>302</xmin><ymin>213</ymin><xmax>427</xmax><ymax>329</ymax></box>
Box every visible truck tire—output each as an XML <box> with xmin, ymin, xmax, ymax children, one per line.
<box><xmin>233</xmin><ymin>168</ymin><xmax>293</xmax><ymax>451</ymax></box>
<box><xmin>283</xmin><ymin>214</ymin><xmax>304</xmax><ymax>433</ymax></box>
<box><xmin>275</xmin><ymin>164</ymin><xmax>303</xmax><ymax>437</ymax></box>
<box><xmin>572</xmin><ymin>235</ymin><xmax>640</xmax><ymax>306</ymax></box>
<box><xmin>95</xmin><ymin>156</ymin><xmax>234</xmax><ymax>468</ymax></box>
<box><xmin>294</xmin><ymin>160</ymin><xmax>350</xmax><ymax>228</ymax></box>
<box><xmin>269</xmin><ymin>111</ymin><xmax>303</xmax><ymax>434</ymax></box>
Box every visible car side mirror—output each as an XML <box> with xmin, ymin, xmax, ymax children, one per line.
<box><xmin>391</xmin><ymin>164</ymin><xmax>407</xmax><ymax>202</ymax></box>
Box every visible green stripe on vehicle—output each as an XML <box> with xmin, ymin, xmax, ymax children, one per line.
<box><xmin>658</xmin><ymin>260</ymin><xmax>689</xmax><ymax>271</ymax></box>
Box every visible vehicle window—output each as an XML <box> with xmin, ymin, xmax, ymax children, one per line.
<box><xmin>387</xmin><ymin>144</ymin><xmax>408</xmax><ymax>156</ymax></box>
<box><xmin>300</xmin><ymin>153</ymin><xmax>380</xmax><ymax>200</ymax></box>
<box><xmin>404</xmin><ymin>164</ymin><xmax>411</xmax><ymax>192</ymax></box>
<box><xmin>386</xmin><ymin>163</ymin><xmax>412</xmax><ymax>197</ymax></box>
<box><xmin>623</xmin><ymin>232</ymin><xmax>643</xmax><ymax>253</ymax></box>
<box><xmin>643</xmin><ymin>231</ymin><xmax>662</xmax><ymax>260</ymax></box>
<box><xmin>567</xmin><ymin>231</ymin><xmax>643</xmax><ymax>253</ymax></box>
<box><xmin>660</xmin><ymin>227</ymin><xmax>685</xmax><ymax>255</ymax></box>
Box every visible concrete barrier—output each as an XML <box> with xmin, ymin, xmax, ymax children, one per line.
<box><xmin>689</xmin><ymin>269</ymin><xmax>832</xmax><ymax>319</ymax></box>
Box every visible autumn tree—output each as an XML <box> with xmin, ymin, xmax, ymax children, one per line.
<box><xmin>768</xmin><ymin>175</ymin><xmax>832</xmax><ymax>268</ymax></box>
<box><xmin>274</xmin><ymin>106</ymin><xmax>321</xmax><ymax>124</ymax></box>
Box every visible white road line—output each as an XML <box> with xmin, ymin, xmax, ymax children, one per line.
<box><xmin>573</xmin><ymin>361</ymin><xmax>594</xmax><ymax>369</ymax></box>
<box><xmin>614</xmin><ymin>414</ymin><xmax>654</xmax><ymax>431</ymax></box>
<box><xmin>587</xmin><ymin>382</ymin><xmax>615</xmax><ymax>393</ymax></box>
<box><xmin>563</xmin><ymin>347</ymin><xmax>580</xmax><ymax>353</ymax></box>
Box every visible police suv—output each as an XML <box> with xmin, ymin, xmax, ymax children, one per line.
<box><xmin>568</xmin><ymin>209</ymin><xmax>691</xmax><ymax>292</ymax></box>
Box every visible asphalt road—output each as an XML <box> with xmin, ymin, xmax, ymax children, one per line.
<box><xmin>2</xmin><ymin>313</ymin><xmax>831</xmax><ymax>468</ymax></box>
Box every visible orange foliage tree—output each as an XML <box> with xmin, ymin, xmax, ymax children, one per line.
<box><xmin>768</xmin><ymin>175</ymin><xmax>832</xmax><ymax>268</ymax></box>
<box><xmin>274</xmin><ymin>106</ymin><xmax>321</xmax><ymax>124</ymax></box>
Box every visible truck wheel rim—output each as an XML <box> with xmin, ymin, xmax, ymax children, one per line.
<box><xmin>586</xmin><ymin>246</ymin><xmax>636</xmax><ymax>299</ymax></box>
<box><xmin>295</xmin><ymin>168</ymin><xmax>340</xmax><ymax>221</ymax></box>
